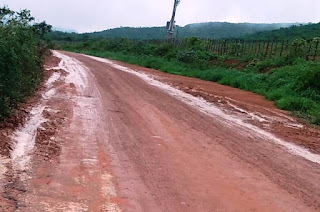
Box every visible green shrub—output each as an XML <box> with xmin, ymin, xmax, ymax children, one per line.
<box><xmin>0</xmin><ymin>7</ymin><xmax>51</xmax><ymax>120</ymax></box>
<box><xmin>276</xmin><ymin>96</ymin><xmax>315</xmax><ymax>112</ymax></box>
<box><xmin>294</xmin><ymin>64</ymin><xmax>320</xmax><ymax>92</ymax></box>
<box><xmin>177</xmin><ymin>50</ymin><xmax>197</xmax><ymax>63</ymax></box>
<box><xmin>290</xmin><ymin>38</ymin><xmax>307</xmax><ymax>58</ymax></box>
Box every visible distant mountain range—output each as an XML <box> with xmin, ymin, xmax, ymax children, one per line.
<box><xmin>49</xmin><ymin>22</ymin><xmax>311</xmax><ymax>41</ymax></box>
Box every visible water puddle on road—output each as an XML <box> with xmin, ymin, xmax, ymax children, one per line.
<box><xmin>85</xmin><ymin>54</ymin><xmax>320</xmax><ymax>165</ymax></box>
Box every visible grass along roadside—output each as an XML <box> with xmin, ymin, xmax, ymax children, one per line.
<box><xmin>61</xmin><ymin>47</ymin><xmax>320</xmax><ymax>125</ymax></box>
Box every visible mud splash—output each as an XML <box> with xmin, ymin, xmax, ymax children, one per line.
<box><xmin>45</xmin><ymin>72</ymin><xmax>61</xmax><ymax>87</ymax></box>
<box><xmin>86</xmin><ymin>55</ymin><xmax>320</xmax><ymax>165</ymax></box>
<box><xmin>226</xmin><ymin>101</ymin><xmax>268</xmax><ymax>123</ymax></box>
<box><xmin>11</xmin><ymin>105</ymin><xmax>47</xmax><ymax>173</ymax></box>
<box><xmin>9</xmin><ymin>71</ymin><xmax>62</xmax><ymax>180</ymax></box>
<box><xmin>53</xmin><ymin>51</ymin><xmax>88</xmax><ymax>91</ymax></box>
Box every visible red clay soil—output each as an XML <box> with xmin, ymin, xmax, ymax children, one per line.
<box><xmin>212</xmin><ymin>58</ymin><xmax>248</xmax><ymax>70</ymax></box>
<box><xmin>0</xmin><ymin>51</ymin><xmax>319</xmax><ymax>212</ymax></box>
<box><xmin>224</xmin><ymin>58</ymin><xmax>241</xmax><ymax>67</ymax></box>
<box><xmin>114</xmin><ymin>59</ymin><xmax>320</xmax><ymax>154</ymax></box>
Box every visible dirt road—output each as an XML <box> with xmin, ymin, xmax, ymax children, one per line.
<box><xmin>0</xmin><ymin>51</ymin><xmax>320</xmax><ymax>211</ymax></box>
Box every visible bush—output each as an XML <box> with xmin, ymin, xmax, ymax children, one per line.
<box><xmin>0</xmin><ymin>7</ymin><xmax>51</xmax><ymax>120</ymax></box>
<box><xmin>177</xmin><ymin>50</ymin><xmax>197</xmax><ymax>63</ymax></box>
<box><xmin>290</xmin><ymin>38</ymin><xmax>307</xmax><ymax>58</ymax></box>
<box><xmin>294</xmin><ymin>64</ymin><xmax>320</xmax><ymax>92</ymax></box>
<box><xmin>276</xmin><ymin>96</ymin><xmax>315</xmax><ymax>112</ymax></box>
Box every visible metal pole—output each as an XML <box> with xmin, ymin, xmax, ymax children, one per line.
<box><xmin>168</xmin><ymin>0</ymin><xmax>180</xmax><ymax>42</ymax></box>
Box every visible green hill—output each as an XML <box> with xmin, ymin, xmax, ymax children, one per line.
<box><xmin>176</xmin><ymin>22</ymin><xmax>294</xmax><ymax>39</ymax></box>
<box><xmin>244</xmin><ymin>23</ymin><xmax>320</xmax><ymax>40</ymax></box>
<box><xmin>87</xmin><ymin>22</ymin><xmax>295</xmax><ymax>40</ymax></box>
<box><xmin>49</xmin><ymin>22</ymin><xmax>296</xmax><ymax>41</ymax></box>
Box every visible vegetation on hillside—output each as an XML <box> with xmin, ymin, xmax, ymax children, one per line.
<box><xmin>61</xmin><ymin>38</ymin><xmax>320</xmax><ymax>125</ymax></box>
<box><xmin>244</xmin><ymin>23</ymin><xmax>320</xmax><ymax>41</ymax></box>
<box><xmin>0</xmin><ymin>6</ymin><xmax>52</xmax><ymax>120</ymax></box>
<box><xmin>48</xmin><ymin>22</ymin><xmax>295</xmax><ymax>41</ymax></box>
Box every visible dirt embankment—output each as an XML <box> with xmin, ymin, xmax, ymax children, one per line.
<box><xmin>0</xmin><ymin>55</ymin><xmax>70</xmax><ymax>211</ymax></box>
<box><xmin>1</xmin><ymin>51</ymin><xmax>122</xmax><ymax>211</ymax></box>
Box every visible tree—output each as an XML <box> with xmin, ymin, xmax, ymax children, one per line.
<box><xmin>33</xmin><ymin>21</ymin><xmax>52</xmax><ymax>37</ymax></box>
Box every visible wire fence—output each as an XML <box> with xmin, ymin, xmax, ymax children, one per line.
<box><xmin>170</xmin><ymin>39</ymin><xmax>320</xmax><ymax>61</ymax></box>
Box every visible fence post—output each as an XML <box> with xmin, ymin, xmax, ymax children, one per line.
<box><xmin>306</xmin><ymin>40</ymin><xmax>312</xmax><ymax>61</ymax></box>
<box><xmin>286</xmin><ymin>41</ymin><xmax>290</xmax><ymax>57</ymax></box>
<box><xmin>251</xmin><ymin>41</ymin><xmax>255</xmax><ymax>55</ymax></box>
<box><xmin>280</xmin><ymin>41</ymin><xmax>284</xmax><ymax>57</ymax></box>
<box><xmin>273</xmin><ymin>42</ymin><xmax>278</xmax><ymax>56</ymax></box>
<box><xmin>255</xmin><ymin>41</ymin><xmax>259</xmax><ymax>55</ymax></box>
<box><xmin>234</xmin><ymin>41</ymin><xmax>238</xmax><ymax>56</ymax></box>
<box><xmin>241</xmin><ymin>41</ymin><xmax>246</xmax><ymax>56</ymax></box>
<box><xmin>219</xmin><ymin>40</ymin><xmax>224</xmax><ymax>55</ymax></box>
<box><xmin>265</xmin><ymin>41</ymin><xmax>270</xmax><ymax>57</ymax></box>
<box><xmin>313</xmin><ymin>41</ymin><xmax>319</xmax><ymax>61</ymax></box>
<box><xmin>216</xmin><ymin>40</ymin><xmax>220</xmax><ymax>54</ymax></box>
<box><xmin>269</xmin><ymin>42</ymin><xmax>274</xmax><ymax>57</ymax></box>
<box><xmin>225</xmin><ymin>40</ymin><xmax>229</xmax><ymax>55</ymax></box>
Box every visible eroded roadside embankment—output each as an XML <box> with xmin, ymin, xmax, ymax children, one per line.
<box><xmin>0</xmin><ymin>51</ymin><xmax>121</xmax><ymax>211</ymax></box>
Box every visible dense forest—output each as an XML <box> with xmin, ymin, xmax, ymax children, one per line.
<box><xmin>244</xmin><ymin>23</ymin><xmax>320</xmax><ymax>41</ymax></box>
<box><xmin>48</xmin><ymin>22</ymin><xmax>296</xmax><ymax>41</ymax></box>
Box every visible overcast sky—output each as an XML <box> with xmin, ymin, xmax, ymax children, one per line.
<box><xmin>1</xmin><ymin>0</ymin><xmax>320</xmax><ymax>33</ymax></box>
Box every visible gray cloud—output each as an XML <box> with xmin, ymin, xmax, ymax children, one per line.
<box><xmin>1</xmin><ymin>0</ymin><xmax>319</xmax><ymax>33</ymax></box>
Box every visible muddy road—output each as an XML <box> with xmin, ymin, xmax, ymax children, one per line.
<box><xmin>0</xmin><ymin>51</ymin><xmax>320</xmax><ymax>212</ymax></box>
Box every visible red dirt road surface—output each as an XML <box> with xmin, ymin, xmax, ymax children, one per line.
<box><xmin>0</xmin><ymin>51</ymin><xmax>320</xmax><ymax>212</ymax></box>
